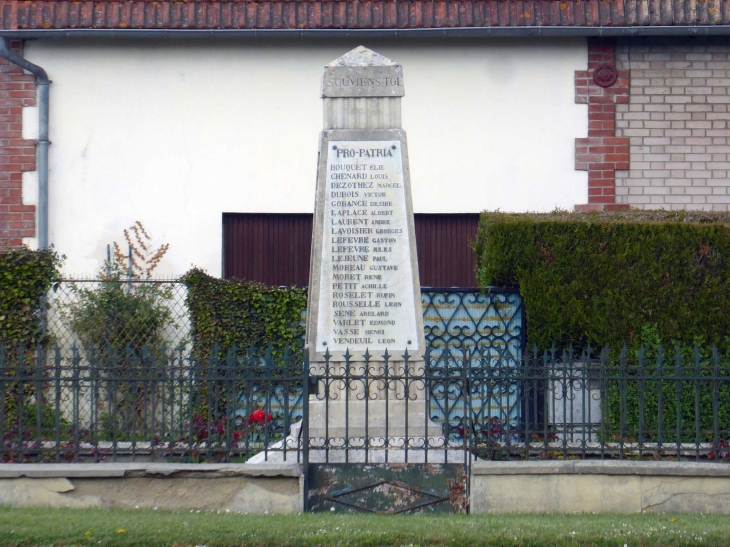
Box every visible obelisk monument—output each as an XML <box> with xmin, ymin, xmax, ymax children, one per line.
<box><xmin>306</xmin><ymin>46</ymin><xmax>440</xmax><ymax>444</ymax></box>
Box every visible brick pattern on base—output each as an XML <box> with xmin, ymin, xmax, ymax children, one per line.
<box><xmin>575</xmin><ymin>39</ymin><xmax>631</xmax><ymax>212</ymax></box>
<box><xmin>616</xmin><ymin>37</ymin><xmax>730</xmax><ymax>211</ymax></box>
<box><xmin>0</xmin><ymin>40</ymin><xmax>36</xmax><ymax>248</ymax></box>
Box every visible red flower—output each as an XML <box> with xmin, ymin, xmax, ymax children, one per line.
<box><xmin>249</xmin><ymin>410</ymin><xmax>273</xmax><ymax>424</ymax></box>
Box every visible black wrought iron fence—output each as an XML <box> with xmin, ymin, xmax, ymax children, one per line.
<box><xmin>2</xmin><ymin>342</ymin><xmax>730</xmax><ymax>463</ymax></box>
<box><xmin>0</xmin><ymin>344</ymin><xmax>304</xmax><ymax>463</ymax></box>
<box><xmin>471</xmin><ymin>344</ymin><xmax>730</xmax><ymax>461</ymax></box>
<box><xmin>42</xmin><ymin>280</ymin><xmax>525</xmax><ymax>426</ymax></box>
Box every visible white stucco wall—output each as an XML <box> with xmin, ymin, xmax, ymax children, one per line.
<box><xmin>23</xmin><ymin>38</ymin><xmax>587</xmax><ymax>276</ymax></box>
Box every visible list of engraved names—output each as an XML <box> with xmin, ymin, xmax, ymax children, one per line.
<box><xmin>316</xmin><ymin>140</ymin><xmax>419</xmax><ymax>353</ymax></box>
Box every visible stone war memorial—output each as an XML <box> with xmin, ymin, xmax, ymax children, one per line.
<box><xmin>247</xmin><ymin>47</ymin><xmax>456</xmax><ymax>474</ymax></box>
<box><xmin>298</xmin><ymin>46</ymin><xmax>468</xmax><ymax>514</ymax></box>
<box><xmin>305</xmin><ymin>46</ymin><xmax>453</xmax><ymax>467</ymax></box>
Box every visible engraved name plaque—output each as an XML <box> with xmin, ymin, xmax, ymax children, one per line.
<box><xmin>315</xmin><ymin>140</ymin><xmax>419</xmax><ymax>354</ymax></box>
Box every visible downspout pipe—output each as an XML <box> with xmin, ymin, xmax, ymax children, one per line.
<box><xmin>0</xmin><ymin>38</ymin><xmax>50</xmax><ymax>249</ymax></box>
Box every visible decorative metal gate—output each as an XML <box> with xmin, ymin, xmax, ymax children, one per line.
<box><xmin>302</xmin><ymin>350</ymin><xmax>471</xmax><ymax>514</ymax></box>
<box><xmin>307</xmin><ymin>464</ymin><xmax>468</xmax><ymax>514</ymax></box>
<box><xmin>302</xmin><ymin>288</ymin><xmax>524</xmax><ymax>514</ymax></box>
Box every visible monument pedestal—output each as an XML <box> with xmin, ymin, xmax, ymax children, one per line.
<box><xmin>246</xmin><ymin>414</ymin><xmax>458</xmax><ymax>464</ymax></box>
<box><xmin>307</xmin><ymin>399</ymin><xmax>443</xmax><ymax>440</ymax></box>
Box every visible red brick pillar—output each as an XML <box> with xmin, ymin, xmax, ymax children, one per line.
<box><xmin>575</xmin><ymin>39</ymin><xmax>630</xmax><ymax>212</ymax></box>
<box><xmin>0</xmin><ymin>40</ymin><xmax>37</xmax><ymax>249</ymax></box>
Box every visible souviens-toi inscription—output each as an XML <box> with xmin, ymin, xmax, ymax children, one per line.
<box><xmin>306</xmin><ymin>46</ymin><xmax>425</xmax><ymax>361</ymax></box>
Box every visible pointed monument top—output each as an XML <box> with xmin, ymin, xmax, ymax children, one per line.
<box><xmin>322</xmin><ymin>46</ymin><xmax>404</xmax><ymax>98</ymax></box>
<box><xmin>327</xmin><ymin>46</ymin><xmax>398</xmax><ymax>67</ymax></box>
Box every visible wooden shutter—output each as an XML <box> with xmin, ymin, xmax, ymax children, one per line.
<box><xmin>223</xmin><ymin>213</ymin><xmax>479</xmax><ymax>287</ymax></box>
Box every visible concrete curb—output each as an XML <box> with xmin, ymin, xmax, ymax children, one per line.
<box><xmin>472</xmin><ymin>460</ymin><xmax>730</xmax><ymax>477</ymax></box>
<box><xmin>0</xmin><ymin>463</ymin><xmax>302</xmax><ymax>479</ymax></box>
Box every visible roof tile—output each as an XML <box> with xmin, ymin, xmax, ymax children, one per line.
<box><xmin>1</xmin><ymin>0</ymin><xmax>730</xmax><ymax>31</ymax></box>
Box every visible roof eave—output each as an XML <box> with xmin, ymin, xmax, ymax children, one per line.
<box><xmin>3</xmin><ymin>26</ymin><xmax>730</xmax><ymax>40</ymax></box>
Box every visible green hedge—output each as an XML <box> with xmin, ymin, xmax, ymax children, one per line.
<box><xmin>603</xmin><ymin>326</ymin><xmax>730</xmax><ymax>442</ymax></box>
<box><xmin>0</xmin><ymin>247</ymin><xmax>63</xmax><ymax>430</ymax></box>
<box><xmin>181</xmin><ymin>268</ymin><xmax>307</xmax><ymax>357</ymax></box>
<box><xmin>474</xmin><ymin>210</ymin><xmax>730</xmax><ymax>351</ymax></box>
<box><xmin>0</xmin><ymin>247</ymin><xmax>63</xmax><ymax>348</ymax></box>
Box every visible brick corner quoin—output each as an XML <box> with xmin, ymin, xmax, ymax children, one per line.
<box><xmin>574</xmin><ymin>39</ymin><xmax>630</xmax><ymax>210</ymax></box>
<box><xmin>0</xmin><ymin>40</ymin><xmax>37</xmax><ymax>249</ymax></box>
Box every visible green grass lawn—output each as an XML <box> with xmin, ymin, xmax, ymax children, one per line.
<box><xmin>0</xmin><ymin>506</ymin><xmax>728</xmax><ymax>546</ymax></box>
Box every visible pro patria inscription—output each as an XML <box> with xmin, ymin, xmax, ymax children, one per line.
<box><xmin>315</xmin><ymin>140</ymin><xmax>419</xmax><ymax>353</ymax></box>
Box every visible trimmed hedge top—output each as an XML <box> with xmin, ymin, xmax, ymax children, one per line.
<box><xmin>181</xmin><ymin>269</ymin><xmax>307</xmax><ymax>357</ymax></box>
<box><xmin>474</xmin><ymin>210</ymin><xmax>730</xmax><ymax>350</ymax></box>
<box><xmin>474</xmin><ymin>210</ymin><xmax>730</xmax><ymax>225</ymax></box>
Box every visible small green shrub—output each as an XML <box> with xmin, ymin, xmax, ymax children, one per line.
<box><xmin>63</xmin><ymin>222</ymin><xmax>174</xmax><ymax>428</ymax></box>
<box><xmin>64</xmin><ymin>222</ymin><xmax>173</xmax><ymax>355</ymax></box>
<box><xmin>65</xmin><ymin>265</ymin><xmax>175</xmax><ymax>355</ymax></box>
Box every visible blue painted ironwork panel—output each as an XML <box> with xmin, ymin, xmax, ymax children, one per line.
<box><xmin>423</xmin><ymin>289</ymin><xmax>524</xmax><ymax>438</ymax></box>
<box><xmin>235</xmin><ymin>289</ymin><xmax>524</xmax><ymax>443</ymax></box>
<box><xmin>422</xmin><ymin>289</ymin><xmax>523</xmax><ymax>362</ymax></box>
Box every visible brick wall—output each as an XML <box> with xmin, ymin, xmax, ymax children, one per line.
<box><xmin>0</xmin><ymin>40</ymin><xmax>37</xmax><ymax>248</ymax></box>
<box><xmin>574</xmin><ymin>39</ymin><xmax>630</xmax><ymax>212</ymax></box>
<box><xmin>616</xmin><ymin>37</ymin><xmax>730</xmax><ymax>211</ymax></box>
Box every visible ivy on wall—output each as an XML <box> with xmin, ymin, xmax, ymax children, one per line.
<box><xmin>474</xmin><ymin>210</ymin><xmax>730</xmax><ymax>351</ymax></box>
<box><xmin>0</xmin><ymin>247</ymin><xmax>63</xmax><ymax>348</ymax></box>
<box><xmin>181</xmin><ymin>268</ymin><xmax>307</xmax><ymax>357</ymax></box>
<box><xmin>0</xmin><ymin>247</ymin><xmax>63</xmax><ymax>430</ymax></box>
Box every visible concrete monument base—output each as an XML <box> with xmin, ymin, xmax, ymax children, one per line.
<box><xmin>247</xmin><ymin>408</ymin><xmax>458</xmax><ymax>464</ymax></box>
<box><xmin>307</xmin><ymin>399</ymin><xmax>442</xmax><ymax>439</ymax></box>
<box><xmin>247</xmin><ymin>421</ymin><xmax>304</xmax><ymax>464</ymax></box>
